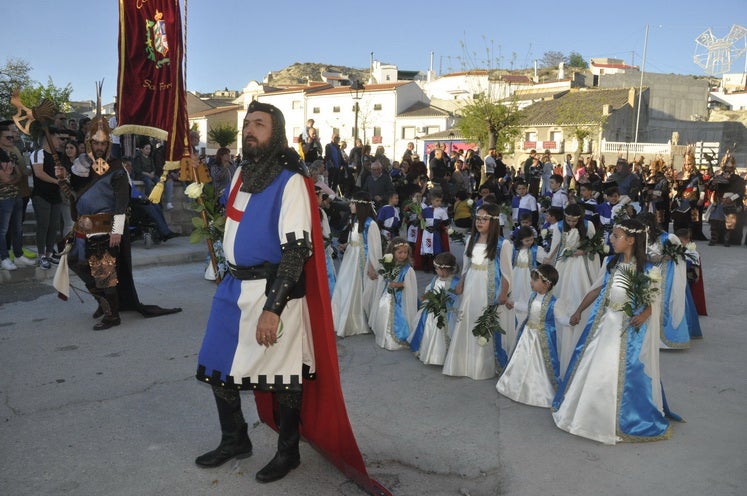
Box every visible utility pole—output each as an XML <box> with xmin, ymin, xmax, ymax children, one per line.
<box><xmin>634</xmin><ymin>24</ymin><xmax>649</xmax><ymax>144</ymax></box>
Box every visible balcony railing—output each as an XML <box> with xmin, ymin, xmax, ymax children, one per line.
<box><xmin>600</xmin><ymin>139</ymin><xmax>671</xmax><ymax>156</ymax></box>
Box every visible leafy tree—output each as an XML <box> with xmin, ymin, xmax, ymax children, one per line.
<box><xmin>18</xmin><ymin>77</ymin><xmax>73</xmax><ymax>114</ymax></box>
<box><xmin>567</xmin><ymin>52</ymin><xmax>588</xmax><ymax>69</ymax></box>
<box><xmin>207</xmin><ymin>123</ymin><xmax>239</xmax><ymax>148</ymax></box>
<box><xmin>456</xmin><ymin>93</ymin><xmax>522</xmax><ymax>152</ymax></box>
<box><xmin>541</xmin><ymin>51</ymin><xmax>567</xmax><ymax>68</ymax></box>
<box><xmin>0</xmin><ymin>58</ymin><xmax>33</xmax><ymax>119</ymax></box>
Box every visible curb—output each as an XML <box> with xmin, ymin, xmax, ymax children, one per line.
<box><xmin>0</xmin><ymin>237</ymin><xmax>207</xmax><ymax>286</ymax></box>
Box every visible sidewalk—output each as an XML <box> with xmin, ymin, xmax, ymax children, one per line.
<box><xmin>0</xmin><ymin>236</ymin><xmax>208</xmax><ymax>286</ymax></box>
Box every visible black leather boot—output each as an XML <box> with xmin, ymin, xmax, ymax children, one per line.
<box><xmin>256</xmin><ymin>400</ymin><xmax>301</xmax><ymax>483</ymax></box>
<box><xmin>195</xmin><ymin>387</ymin><xmax>252</xmax><ymax>468</ymax></box>
<box><xmin>93</xmin><ymin>288</ymin><xmax>121</xmax><ymax>331</ymax></box>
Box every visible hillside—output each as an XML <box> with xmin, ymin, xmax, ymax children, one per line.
<box><xmin>265</xmin><ymin>62</ymin><xmax>369</xmax><ymax>86</ymax></box>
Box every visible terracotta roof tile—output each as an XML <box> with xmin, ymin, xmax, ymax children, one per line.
<box><xmin>519</xmin><ymin>88</ymin><xmax>634</xmax><ymax>125</ymax></box>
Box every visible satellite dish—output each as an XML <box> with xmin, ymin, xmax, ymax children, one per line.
<box><xmin>693</xmin><ymin>24</ymin><xmax>747</xmax><ymax>76</ymax></box>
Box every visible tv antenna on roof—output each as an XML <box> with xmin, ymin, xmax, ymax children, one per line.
<box><xmin>693</xmin><ymin>24</ymin><xmax>747</xmax><ymax>76</ymax></box>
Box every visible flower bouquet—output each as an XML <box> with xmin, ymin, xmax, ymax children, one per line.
<box><xmin>578</xmin><ymin>229</ymin><xmax>609</xmax><ymax>259</ymax></box>
<box><xmin>662</xmin><ymin>240</ymin><xmax>687</xmax><ymax>265</ymax></box>
<box><xmin>448</xmin><ymin>227</ymin><xmax>466</xmax><ymax>244</ymax></box>
<box><xmin>422</xmin><ymin>286</ymin><xmax>455</xmax><ymax>336</ymax></box>
<box><xmin>187</xmin><ymin>182</ymin><xmax>227</xmax><ymax>281</ymax></box>
<box><xmin>538</xmin><ymin>195</ymin><xmax>552</xmax><ymax>211</ymax></box>
<box><xmin>378</xmin><ymin>253</ymin><xmax>402</xmax><ymax>293</ymax></box>
<box><xmin>684</xmin><ymin>242</ymin><xmax>699</xmax><ymax>265</ymax></box>
<box><xmin>618</xmin><ymin>265</ymin><xmax>661</xmax><ymax>332</ymax></box>
<box><xmin>403</xmin><ymin>200</ymin><xmax>426</xmax><ymax>229</ymax></box>
<box><xmin>472</xmin><ymin>303</ymin><xmax>505</xmax><ymax>346</ymax></box>
<box><xmin>612</xmin><ymin>205</ymin><xmax>631</xmax><ymax>225</ymax></box>
<box><xmin>540</xmin><ymin>228</ymin><xmax>553</xmax><ymax>252</ymax></box>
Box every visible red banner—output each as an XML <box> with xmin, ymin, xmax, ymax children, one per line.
<box><xmin>115</xmin><ymin>0</ymin><xmax>189</xmax><ymax>166</ymax></box>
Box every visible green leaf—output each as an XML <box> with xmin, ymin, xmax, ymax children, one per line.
<box><xmin>192</xmin><ymin>216</ymin><xmax>205</xmax><ymax>229</ymax></box>
<box><xmin>189</xmin><ymin>230</ymin><xmax>207</xmax><ymax>244</ymax></box>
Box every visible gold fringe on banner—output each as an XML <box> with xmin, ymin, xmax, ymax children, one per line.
<box><xmin>147</xmin><ymin>172</ymin><xmax>166</xmax><ymax>204</ymax></box>
<box><xmin>112</xmin><ymin>124</ymin><xmax>168</xmax><ymax>141</ymax></box>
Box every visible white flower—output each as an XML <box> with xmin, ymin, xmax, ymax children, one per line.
<box><xmin>648</xmin><ymin>266</ymin><xmax>662</xmax><ymax>284</ymax></box>
<box><xmin>477</xmin><ymin>336</ymin><xmax>489</xmax><ymax>347</ymax></box>
<box><xmin>686</xmin><ymin>242</ymin><xmax>696</xmax><ymax>251</ymax></box>
<box><xmin>383</xmin><ymin>253</ymin><xmax>393</xmax><ymax>263</ymax></box>
<box><xmin>184</xmin><ymin>182</ymin><xmax>204</xmax><ymax>199</ymax></box>
<box><xmin>448</xmin><ymin>228</ymin><xmax>455</xmax><ymax>235</ymax></box>
<box><xmin>541</xmin><ymin>228</ymin><xmax>548</xmax><ymax>238</ymax></box>
<box><xmin>466</xmin><ymin>199</ymin><xmax>474</xmax><ymax>207</ymax></box>
<box><xmin>603</xmin><ymin>245</ymin><xmax>610</xmax><ymax>254</ymax></box>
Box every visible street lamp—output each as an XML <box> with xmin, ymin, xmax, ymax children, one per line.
<box><xmin>349</xmin><ymin>79</ymin><xmax>365</xmax><ymax>143</ymax></box>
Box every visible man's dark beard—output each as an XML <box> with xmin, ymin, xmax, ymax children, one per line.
<box><xmin>240</xmin><ymin>133</ymin><xmax>291</xmax><ymax>193</ymax></box>
<box><xmin>243</xmin><ymin>136</ymin><xmax>273</xmax><ymax>162</ymax></box>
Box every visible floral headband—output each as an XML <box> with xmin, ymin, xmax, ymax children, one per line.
<box><xmin>616</xmin><ymin>224</ymin><xmax>645</xmax><ymax>235</ymax></box>
<box><xmin>393</xmin><ymin>241</ymin><xmax>409</xmax><ymax>249</ymax></box>
<box><xmin>433</xmin><ymin>262</ymin><xmax>455</xmax><ymax>269</ymax></box>
<box><xmin>475</xmin><ymin>213</ymin><xmax>501</xmax><ymax>221</ymax></box>
<box><xmin>351</xmin><ymin>199</ymin><xmax>375</xmax><ymax>206</ymax></box>
<box><xmin>531</xmin><ymin>268</ymin><xmax>552</xmax><ymax>286</ymax></box>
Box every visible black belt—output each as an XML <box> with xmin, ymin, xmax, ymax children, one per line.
<box><xmin>228</xmin><ymin>262</ymin><xmax>279</xmax><ymax>280</ymax></box>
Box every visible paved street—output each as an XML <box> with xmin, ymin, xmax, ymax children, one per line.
<box><xmin>0</xmin><ymin>238</ymin><xmax>745</xmax><ymax>496</ymax></box>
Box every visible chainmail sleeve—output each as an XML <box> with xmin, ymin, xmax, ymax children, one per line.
<box><xmin>263</xmin><ymin>173</ymin><xmax>313</xmax><ymax>315</ymax></box>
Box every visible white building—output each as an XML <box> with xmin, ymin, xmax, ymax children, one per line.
<box><xmin>589</xmin><ymin>58</ymin><xmax>639</xmax><ymax>76</ymax></box>
<box><xmin>255</xmin><ymin>81</ymin><xmax>447</xmax><ymax>161</ymax></box>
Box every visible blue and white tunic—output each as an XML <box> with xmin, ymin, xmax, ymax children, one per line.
<box><xmin>197</xmin><ymin>169</ymin><xmax>315</xmax><ymax>391</ymax></box>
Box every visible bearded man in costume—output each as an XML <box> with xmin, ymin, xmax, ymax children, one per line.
<box><xmin>194</xmin><ymin>102</ymin><xmax>387</xmax><ymax>493</ymax></box>
<box><xmin>56</xmin><ymin>113</ymin><xmax>181</xmax><ymax>330</ymax></box>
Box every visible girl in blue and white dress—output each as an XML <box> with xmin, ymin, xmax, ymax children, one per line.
<box><xmin>546</xmin><ymin>203</ymin><xmax>601</xmax><ymax>375</ymax></box>
<box><xmin>509</xmin><ymin>226</ymin><xmax>548</xmax><ymax>355</ymax></box>
<box><xmin>443</xmin><ymin>203</ymin><xmax>514</xmax><ymax>380</ymax></box>
<box><xmin>409</xmin><ymin>252</ymin><xmax>461</xmax><ymax>365</ymax></box>
<box><xmin>331</xmin><ymin>191</ymin><xmax>382</xmax><ymax>337</ymax></box>
<box><xmin>639</xmin><ymin>213</ymin><xmax>691</xmax><ymax>350</ymax></box>
<box><xmin>497</xmin><ymin>264</ymin><xmax>563</xmax><ymax>408</ymax></box>
<box><xmin>553</xmin><ymin>219</ymin><xmax>674</xmax><ymax>445</ymax></box>
<box><xmin>372</xmin><ymin>238</ymin><xmax>418</xmax><ymax>351</ymax></box>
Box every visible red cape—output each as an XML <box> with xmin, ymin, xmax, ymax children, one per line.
<box><xmin>255</xmin><ymin>177</ymin><xmax>391</xmax><ymax>495</ymax></box>
<box><xmin>412</xmin><ymin>226</ymin><xmax>451</xmax><ymax>270</ymax></box>
<box><xmin>691</xmin><ymin>259</ymin><xmax>708</xmax><ymax>316</ymax></box>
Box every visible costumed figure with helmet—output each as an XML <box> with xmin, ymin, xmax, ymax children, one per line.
<box><xmin>706</xmin><ymin>153</ymin><xmax>745</xmax><ymax>247</ymax></box>
<box><xmin>50</xmin><ymin>87</ymin><xmax>182</xmax><ymax>330</ymax></box>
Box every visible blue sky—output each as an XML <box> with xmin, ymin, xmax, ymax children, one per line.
<box><xmin>2</xmin><ymin>0</ymin><xmax>745</xmax><ymax>104</ymax></box>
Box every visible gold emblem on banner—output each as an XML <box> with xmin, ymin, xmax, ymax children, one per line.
<box><xmin>145</xmin><ymin>10</ymin><xmax>170</xmax><ymax>68</ymax></box>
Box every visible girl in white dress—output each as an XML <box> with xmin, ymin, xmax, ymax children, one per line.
<box><xmin>408</xmin><ymin>252</ymin><xmax>461</xmax><ymax>365</ymax></box>
<box><xmin>552</xmin><ymin>219</ymin><xmax>672</xmax><ymax>445</ymax></box>
<box><xmin>546</xmin><ymin>203</ymin><xmax>601</xmax><ymax>375</ymax></box>
<box><xmin>331</xmin><ymin>191</ymin><xmax>382</xmax><ymax>337</ymax></box>
<box><xmin>497</xmin><ymin>264</ymin><xmax>562</xmax><ymax>407</ymax></box>
<box><xmin>372</xmin><ymin>238</ymin><xmax>418</xmax><ymax>350</ymax></box>
<box><xmin>639</xmin><ymin>213</ymin><xmax>691</xmax><ymax>350</ymax></box>
<box><xmin>510</xmin><ymin>225</ymin><xmax>549</xmax><ymax>355</ymax></box>
<box><xmin>443</xmin><ymin>203</ymin><xmax>514</xmax><ymax>380</ymax></box>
